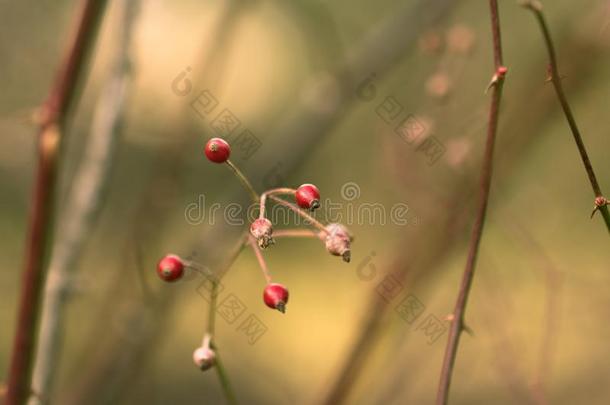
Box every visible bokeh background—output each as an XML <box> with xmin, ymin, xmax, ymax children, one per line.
<box><xmin>2</xmin><ymin>0</ymin><xmax>610</xmax><ymax>404</ymax></box>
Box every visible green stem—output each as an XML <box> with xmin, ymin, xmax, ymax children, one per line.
<box><xmin>225</xmin><ymin>159</ymin><xmax>259</xmax><ymax>203</ymax></box>
<box><xmin>205</xmin><ymin>233</ymin><xmax>249</xmax><ymax>404</ymax></box>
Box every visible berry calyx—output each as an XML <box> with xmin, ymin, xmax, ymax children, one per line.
<box><xmin>250</xmin><ymin>218</ymin><xmax>274</xmax><ymax>249</ymax></box>
<box><xmin>157</xmin><ymin>254</ymin><xmax>185</xmax><ymax>282</ymax></box>
<box><xmin>263</xmin><ymin>283</ymin><xmax>289</xmax><ymax>313</ymax></box>
<box><xmin>204</xmin><ymin>137</ymin><xmax>231</xmax><ymax>163</ymax></box>
<box><xmin>323</xmin><ymin>223</ymin><xmax>352</xmax><ymax>262</ymax></box>
<box><xmin>295</xmin><ymin>184</ymin><xmax>321</xmax><ymax>211</ymax></box>
<box><xmin>193</xmin><ymin>346</ymin><xmax>216</xmax><ymax>371</ymax></box>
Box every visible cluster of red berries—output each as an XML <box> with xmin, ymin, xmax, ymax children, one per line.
<box><xmin>157</xmin><ymin>137</ymin><xmax>352</xmax><ymax>370</ymax></box>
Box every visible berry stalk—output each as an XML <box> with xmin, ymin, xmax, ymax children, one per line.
<box><xmin>267</xmin><ymin>195</ymin><xmax>328</xmax><ymax>235</ymax></box>
<box><xmin>225</xmin><ymin>159</ymin><xmax>259</xmax><ymax>204</ymax></box>
<box><xmin>248</xmin><ymin>236</ymin><xmax>272</xmax><ymax>283</ymax></box>
<box><xmin>259</xmin><ymin>188</ymin><xmax>296</xmax><ymax>219</ymax></box>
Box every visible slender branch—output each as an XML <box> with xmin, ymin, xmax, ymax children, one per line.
<box><xmin>29</xmin><ymin>2</ymin><xmax>138</xmax><ymax>402</ymax></box>
<box><xmin>521</xmin><ymin>0</ymin><xmax>610</xmax><ymax>233</ymax></box>
<box><xmin>213</xmin><ymin>352</ymin><xmax>237</xmax><ymax>405</ymax></box>
<box><xmin>248</xmin><ymin>236</ymin><xmax>272</xmax><ymax>283</ymax></box>
<box><xmin>225</xmin><ymin>159</ymin><xmax>259</xmax><ymax>203</ymax></box>
<box><xmin>259</xmin><ymin>188</ymin><xmax>296</xmax><ymax>219</ymax></box>
<box><xmin>272</xmin><ymin>229</ymin><xmax>320</xmax><ymax>239</ymax></box>
<box><xmin>206</xmin><ymin>235</ymin><xmax>249</xmax><ymax>405</ymax></box>
<box><xmin>267</xmin><ymin>195</ymin><xmax>328</xmax><ymax>234</ymax></box>
<box><xmin>436</xmin><ymin>1</ymin><xmax>506</xmax><ymax>404</ymax></box>
<box><xmin>5</xmin><ymin>2</ymin><xmax>108</xmax><ymax>404</ymax></box>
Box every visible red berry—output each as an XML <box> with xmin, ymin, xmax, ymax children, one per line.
<box><xmin>156</xmin><ymin>254</ymin><xmax>185</xmax><ymax>282</ymax></box>
<box><xmin>263</xmin><ymin>283</ymin><xmax>289</xmax><ymax>313</ymax></box>
<box><xmin>295</xmin><ymin>184</ymin><xmax>320</xmax><ymax>211</ymax></box>
<box><xmin>204</xmin><ymin>138</ymin><xmax>231</xmax><ymax>163</ymax></box>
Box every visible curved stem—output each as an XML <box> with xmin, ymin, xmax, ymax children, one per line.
<box><xmin>521</xmin><ymin>0</ymin><xmax>610</xmax><ymax>233</ymax></box>
<box><xmin>259</xmin><ymin>188</ymin><xmax>296</xmax><ymax>219</ymax></box>
<box><xmin>267</xmin><ymin>195</ymin><xmax>328</xmax><ymax>234</ymax></box>
<box><xmin>436</xmin><ymin>1</ymin><xmax>505</xmax><ymax>404</ymax></box>
<box><xmin>225</xmin><ymin>159</ymin><xmax>259</xmax><ymax>203</ymax></box>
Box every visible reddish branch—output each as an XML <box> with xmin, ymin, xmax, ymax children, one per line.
<box><xmin>5</xmin><ymin>1</ymin><xmax>108</xmax><ymax>404</ymax></box>
<box><xmin>521</xmin><ymin>0</ymin><xmax>610</xmax><ymax>233</ymax></box>
<box><xmin>435</xmin><ymin>1</ymin><xmax>506</xmax><ymax>404</ymax></box>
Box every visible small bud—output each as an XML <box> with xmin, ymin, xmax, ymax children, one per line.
<box><xmin>263</xmin><ymin>283</ymin><xmax>289</xmax><ymax>313</ymax></box>
<box><xmin>250</xmin><ymin>218</ymin><xmax>274</xmax><ymax>249</ymax></box>
<box><xmin>156</xmin><ymin>254</ymin><xmax>185</xmax><ymax>282</ymax></box>
<box><xmin>193</xmin><ymin>346</ymin><xmax>216</xmax><ymax>371</ymax></box>
<box><xmin>595</xmin><ymin>196</ymin><xmax>608</xmax><ymax>207</ymax></box>
<box><xmin>323</xmin><ymin>223</ymin><xmax>352</xmax><ymax>262</ymax></box>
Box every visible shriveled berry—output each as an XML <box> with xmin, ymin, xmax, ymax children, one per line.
<box><xmin>204</xmin><ymin>137</ymin><xmax>231</xmax><ymax>163</ymax></box>
<box><xmin>295</xmin><ymin>184</ymin><xmax>320</xmax><ymax>211</ymax></box>
<box><xmin>263</xmin><ymin>283</ymin><xmax>289</xmax><ymax>313</ymax></box>
<box><xmin>193</xmin><ymin>346</ymin><xmax>216</xmax><ymax>371</ymax></box>
<box><xmin>323</xmin><ymin>223</ymin><xmax>352</xmax><ymax>262</ymax></box>
<box><xmin>157</xmin><ymin>254</ymin><xmax>185</xmax><ymax>282</ymax></box>
<box><xmin>250</xmin><ymin>218</ymin><xmax>274</xmax><ymax>249</ymax></box>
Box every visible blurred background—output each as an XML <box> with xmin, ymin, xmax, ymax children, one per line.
<box><xmin>2</xmin><ymin>0</ymin><xmax>610</xmax><ymax>404</ymax></box>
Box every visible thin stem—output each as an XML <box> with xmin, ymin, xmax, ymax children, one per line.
<box><xmin>521</xmin><ymin>0</ymin><xmax>610</xmax><ymax>233</ymax></box>
<box><xmin>225</xmin><ymin>159</ymin><xmax>259</xmax><ymax>203</ymax></box>
<box><xmin>268</xmin><ymin>195</ymin><xmax>328</xmax><ymax>234</ymax></box>
<box><xmin>213</xmin><ymin>352</ymin><xmax>237</xmax><ymax>405</ymax></box>
<box><xmin>205</xmin><ymin>233</ymin><xmax>249</xmax><ymax>405</ymax></box>
<box><xmin>436</xmin><ymin>1</ymin><xmax>505</xmax><ymax>404</ymax></box>
<box><xmin>5</xmin><ymin>2</ymin><xmax>108</xmax><ymax>404</ymax></box>
<box><xmin>272</xmin><ymin>229</ymin><xmax>321</xmax><ymax>239</ymax></box>
<box><xmin>248</xmin><ymin>236</ymin><xmax>272</xmax><ymax>283</ymax></box>
<box><xmin>259</xmin><ymin>188</ymin><xmax>296</xmax><ymax>219</ymax></box>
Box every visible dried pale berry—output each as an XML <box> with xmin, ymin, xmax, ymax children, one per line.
<box><xmin>193</xmin><ymin>346</ymin><xmax>216</xmax><ymax>371</ymax></box>
<box><xmin>323</xmin><ymin>223</ymin><xmax>352</xmax><ymax>262</ymax></box>
<box><xmin>204</xmin><ymin>137</ymin><xmax>231</xmax><ymax>163</ymax></box>
<box><xmin>157</xmin><ymin>254</ymin><xmax>185</xmax><ymax>282</ymax></box>
<box><xmin>263</xmin><ymin>283</ymin><xmax>289</xmax><ymax>313</ymax></box>
<box><xmin>295</xmin><ymin>184</ymin><xmax>320</xmax><ymax>211</ymax></box>
<box><xmin>250</xmin><ymin>218</ymin><xmax>274</xmax><ymax>249</ymax></box>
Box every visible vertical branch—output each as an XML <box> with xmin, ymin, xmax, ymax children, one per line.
<box><xmin>436</xmin><ymin>1</ymin><xmax>506</xmax><ymax>404</ymax></box>
<box><xmin>29</xmin><ymin>1</ymin><xmax>139</xmax><ymax>403</ymax></box>
<box><xmin>206</xmin><ymin>233</ymin><xmax>248</xmax><ymax>405</ymax></box>
<box><xmin>521</xmin><ymin>1</ymin><xmax>610</xmax><ymax>233</ymax></box>
<box><xmin>5</xmin><ymin>2</ymin><xmax>108</xmax><ymax>404</ymax></box>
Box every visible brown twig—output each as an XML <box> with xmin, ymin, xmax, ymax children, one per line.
<box><xmin>521</xmin><ymin>0</ymin><xmax>610</xmax><ymax>233</ymax></box>
<box><xmin>436</xmin><ymin>1</ymin><xmax>506</xmax><ymax>404</ymax></box>
<box><xmin>5</xmin><ymin>2</ymin><xmax>108</xmax><ymax>404</ymax></box>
